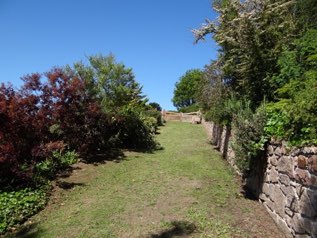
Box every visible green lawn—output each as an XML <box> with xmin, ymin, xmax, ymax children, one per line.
<box><xmin>9</xmin><ymin>122</ymin><xmax>283</xmax><ymax>238</ymax></box>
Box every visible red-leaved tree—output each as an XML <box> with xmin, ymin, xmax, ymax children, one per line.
<box><xmin>0</xmin><ymin>68</ymin><xmax>117</xmax><ymax>186</ymax></box>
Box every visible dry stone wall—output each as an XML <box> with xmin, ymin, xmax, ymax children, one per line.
<box><xmin>201</xmin><ymin>119</ymin><xmax>240</xmax><ymax>174</ymax></box>
<box><xmin>261</xmin><ymin>143</ymin><xmax>317</xmax><ymax>238</ymax></box>
<box><xmin>162</xmin><ymin>111</ymin><xmax>201</xmax><ymax>123</ymax></box>
<box><xmin>202</xmin><ymin>119</ymin><xmax>317</xmax><ymax>238</ymax></box>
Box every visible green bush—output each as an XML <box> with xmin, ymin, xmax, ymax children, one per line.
<box><xmin>35</xmin><ymin>150</ymin><xmax>79</xmax><ymax>180</ymax></box>
<box><xmin>0</xmin><ymin>187</ymin><xmax>48</xmax><ymax>234</ymax></box>
<box><xmin>141</xmin><ymin>115</ymin><xmax>158</xmax><ymax>134</ymax></box>
<box><xmin>178</xmin><ymin>104</ymin><xmax>200</xmax><ymax>113</ymax></box>
<box><xmin>266</xmin><ymin>29</ymin><xmax>317</xmax><ymax>145</ymax></box>
<box><xmin>55</xmin><ymin>150</ymin><xmax>79</xmax><ymax>168</ymax></box>
<box><xmin>116</xmin><ymin>110</ymin><xmax>159</xmax><ymax>151</ymax></box>
<box><xmin>231</xmin><ymin>101</ymin><xmax>267</xmax><ymax>172</ymax></box>
<box><xmin>143</xmin><ymin>110</ymin><xmax>163</xmax><ymax>127</ymax></box>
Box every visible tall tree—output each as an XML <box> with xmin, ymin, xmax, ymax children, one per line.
<box><xmin>197</xmin><ymin>61</ymin><xmax>231</xmax><ymax>124</ymax></box>
<box><xmin>72</xmin><ymin>54</ymin><xmax>158</xmax><ymax>151</ymax></box>
<box><xmin>194</xmin><ymin>0</ymin><xmax>317</xmax><ymax>144</ymax></box>
<box><xmin>193</xmin><ymin>0</ymin><xmax>300</xmax><ymax>106</ymax></box>
<box><xmin>73</xmin><ymin>54</ymin><xmax>147</xmax><ymax>114</ymax></box>
<box><xmin>172</xmin><ymin>69</ymin><xmax>203</xmax><ymax>111</ymax></box>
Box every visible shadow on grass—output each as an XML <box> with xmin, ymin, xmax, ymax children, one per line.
<box><xmin>3</xmin><ymin>222</ymin><xmax>41</xmax><ymax>238</ymax></box>
<box><xmin>56</xmin><ymin>165</ymin><xmax>80</xmax><ymax>179</ymax></box>
<box><xmin>83</xmin><ymin>148</ymin><xmax>126</xmax><ymax>164</ymax></box>
<box><xmin>148</xmin><ymin>221</ymin><xmax>197</xmax><ymax>238</ymax></box>
<box><xmin>129</xmin><ymin>146</ymin><xmax>164</xmax><ymax>154</ymax></box>
<box><xmin>55</xmin><ymin>181</ymin><xmax>85</xmax><ymax>190</ymax></box>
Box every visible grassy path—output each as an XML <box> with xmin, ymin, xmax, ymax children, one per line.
<box><xmin>13</xmin><ymin>122</ymin><xmax>283</xmax><ymax>238</ymax></box>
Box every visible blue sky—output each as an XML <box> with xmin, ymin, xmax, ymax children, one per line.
<box><xmin>0</xmin><ymin>0</ymin><xmax>217</xmax><ymax>110</ymax></box>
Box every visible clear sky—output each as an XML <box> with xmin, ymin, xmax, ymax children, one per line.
<box><xmin>0</xmin><ymin>0</ymin><xmax>217</xmax><ymax>110</ymax></box>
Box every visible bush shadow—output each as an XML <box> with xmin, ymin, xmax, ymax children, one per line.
<box><xmin>148</xmin><ymin>221</ymin><xmax>196</xmax><ymax>238</ymax></box>
<box><xmin>55</xmin><ymin>181</ymin><xmax>85</xmax><ymax>190</ymax></box>
<box><xmin>129</xmin><ymin>145</ymin><xmax>164</xmax><ymax>154</ymax></box>
<box><xmin>3</xmin><ymin>222</ymin><xmax>41</xmax><ymax>238</ymax></box>
<box><xmin>83</xmin><ymin>148</ymin><xmax>126</xmax><ymax>164</ymax></box>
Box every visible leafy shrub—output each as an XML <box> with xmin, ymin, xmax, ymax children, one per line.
<box><xmin>0</xmin><ymin>68</ymin><xmax>117</xmax><ymax>186</ymax></box>
<box><xmin>56</xmin><ymin>150</ymin><xmax>78</xmax><ymax>168</ymax></box>
<box><xmin>148</xmin><ymin>102</ymin><xmax>162</xmax><ymax>111</ymax></box>
<box><xmin>143</xmin><ymin>109</ymin><xmax>163</xmax><ymax>128</ymax></box>
<box><xmin>198</xmin><ymin>62</ymin><xmax>232</xmax><ymax>125</ymax></box>
<box><xmin>264</xmin><ymin>108</ymin><xmax>290</xmax><ymax>140</ymax></box>
<box><xmin>0</xmin><ymin>83</ymin><xmax>42</xmax><ymax>186</ymax></box>
<box><xmin>267</xmin><ymin>29</ymin><xmax>317</xmax><ymax>145</ymax></box>
<box><xmin>73</xmin><ymin>54</ymin><xmax>159</xmax><ymax>152</ymax></box>
<box><xmin>34</xmin><ymin>148</ymin><xmax>78</xmax><ymax>180</ymax></box>
<box><xmin>0</xmin><ymin>187</ymin><xmax>47</xmax><ymax>234</ymax></box>
<box><xmin>178</xmin><ymin>104</ymin><xmax>200</xmax><ymax>113</ymax></box>
<box><xmin>116</xmin><ymin>110</ymin><xmax>159</xmax><ymax>151</ymax></box>
<box><xmin>141</xmin><ymin>115</ymin><xmax>158</xmax><ymax>134</ymax></box>
<box><xmin>231</xmin><ymin>101</ymin><xmax>267</xmax><ymax>173</ymax></box>
<box><xmin>37</xmin><ymin>69</ymin><xmax>117</xmax><ymax>157</ymax></box>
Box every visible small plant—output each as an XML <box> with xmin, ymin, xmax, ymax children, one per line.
<box><xmin>56</xmin><ymin>150</ymin><xmax>78</xmax><ymax>167</ymax></box>
<box><xmin>34</xmin><ymin>149</ymin><xmax>79</xmax><ymax>180</ymax></box>
<box><xmin>0</xmin><ymin>187</ymin><xmax>48</xmax><ymax>234</ymax></box>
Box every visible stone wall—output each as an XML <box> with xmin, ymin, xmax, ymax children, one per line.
<box><xmin>162</xmin><ymin>111</ymin><xmax>182</xmax><ymax>121</ymax></box>
<box><xmin>201</xmin><ymin>119</ymin><xmax>240</xmax><ymax>174</ymax></box>
<box><xmin>202</xmin><ymin>119</ymin><xmax>317</xmax><ymax>238</ymax></box>
<box><xmin>162</xmin><ymin>111</ymin><xmax>201</xmax><ymax>123</ymax></box>
<box><xmin>260</xmin><ymin>142</ymin><xmax>317</xmax><ymax>238</ymax></box>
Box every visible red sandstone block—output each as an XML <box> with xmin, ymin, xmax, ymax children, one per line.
<box><xmin>297</xmin><ymin>155</ymin><xmax>307</xmax><ymax>169</ymax></box>
<box><xmin>311</xmin><ymin>155</ymin><xmax>317</xmax><ymax>172</ymax></box>
<box><xmin>295</xmin><ymin>168</ymin><xmax>311</xmax><ymax>186</ymax></box>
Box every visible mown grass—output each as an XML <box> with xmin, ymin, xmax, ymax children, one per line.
<box><xmin>6</xmin><ymin>122</ymin><xmax>282</xmax><ymax>238</ymax></box>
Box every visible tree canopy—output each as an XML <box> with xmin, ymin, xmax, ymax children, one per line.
<box><xmin>194</xmin><ymin>0</ymin><xmax>317</xmax><ymax>108</ymax></box>
<box><xmin>148</xmin><ymin>102</ymin><xmax>162</xmax><ymax>111</ymax></box>
<box><xmin>194</xmin><ymin>0</ymin><xmax>317</xmax><ymax>142</ymax></box>
<box><xmin>72</xmin><ymin>54</ymin><xmax>147</xmax><ymax>114</ymax></box>
<box><xmin>193</xmin><ymin>0</ymin><xmax>317</xmax><ymax>171</ymax></box>
<box><xmin>172</xmin><ymin>69</ymin><xmax>203</xmax><ymax>112</ymax></box>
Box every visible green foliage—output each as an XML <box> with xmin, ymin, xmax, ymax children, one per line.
<box><xmin>148</xmin><ymin>102</ymin><xmax>162</xmax><ymax>111</ymax></box>
<box><xmin>231</xmin><ymin>102</ymin><xmax>267</xmax><ymax>172</ymax></box>
<box><xmin>0</xmin><ymin>187</ymin><xmax>47</xmax><ymax>234</ymax></box>
<box><xmin>56</xmin><ymin>150</ymin><xmax>79</xmax><ymax>168</ymax></box>
<box><xmin>72</xmin><ymin>54</ymin><xmax>160</xmax><ymax>151</ymax></box>
<box><xmin>264</xmin><ymin>108</ymin><xmax>290</xmax><ymax>140</ymax></box>
<box><xmin>73</xmin><ymin>54</ymin><xmax>147</xmax><ymax>114</ymax></box>
<box><xmin>267</xmin><ymin>29</ymin><xmax>317</xmax><ymax>145</ymax></box>
<box><xmin>295</xmin><ymin>0</ymin><xmax>317</xmax><ymax>30</ymax></box>
<box><xmin>140</xmin><ymin>115</ymin><xmax>158</xmax><ymax>134</ymax></box>
<box><xmin>197</xmin><ymin>61</ymin><xmax>232</xmax><ymax>125</ymax></box>
<box><xmin>143</xmin><ymin>109</ymin><xmax>163</xmax><ymax>127</ymax></box>
<box><xmin>34</xmin><ymin>150</ymin><xmax>79</xmax><ymax>181</ymax></box>
<box><xmin>1</xmin><ymin>53</ymin><xmax>162</xmax><ymax>233</ymax></box>
<box><xmin>195</xmin><ymin>0</ymin><xmax>301</xmax><ymax>107</ymax></box>
<box><xmin>178</xmin><ymin>104</ymin><xmax>200</xmax><ymax>113</ymax></box>
<box><xmin>172</xmin><ymin>69</ymin><xmax>203</xmax><ymax>111</ymax></box>
<box><xmin>194</xmin><ymin>1</ymin><xmax>317</xmax><ymax>156</ymax></box>
<box><xmin>116</xmin><ymin>110</ymin><xmax>159</xmax><ymax>151</ymax></box>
